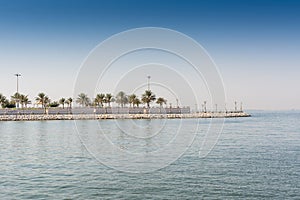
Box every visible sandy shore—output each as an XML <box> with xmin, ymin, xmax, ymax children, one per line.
<box><xmin>0</xmin><ymin>112</ymin><xmax>250</xmax><ymax>121</ymax></box>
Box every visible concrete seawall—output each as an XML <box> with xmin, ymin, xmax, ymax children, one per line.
<box><xmin>0</xmin><ymin>112</ymin><xmax>250</xmax><ymax>121</ymax></box>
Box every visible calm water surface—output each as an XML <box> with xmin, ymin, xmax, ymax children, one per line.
<box><xmin>0</xmin><ymin>111</ymin><xmax>299</xmax><ymax>199</ymax></box>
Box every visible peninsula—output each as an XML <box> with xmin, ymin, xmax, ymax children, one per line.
<box><xmin>0</xmin><ymin>90</ymin><xmax>250</xmax><ymax>121</ymax></box>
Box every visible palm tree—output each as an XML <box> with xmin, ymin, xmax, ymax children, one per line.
<box><xmin>59</xmin><ymin>98</ymin><xmax>66</xmax><ymax>109</ymax></box>
<box><xmin>133</xmin><ymin>97</ymin><xmax>141</xmax><ymax>108</ymax></box>
<box><xmin>156</xmin><ymin>97</ymin><xmax>167</xmax><ymax>113</ymax></box>
<box><xmin>35</xmin><ymin>93</ymin><xmax>50</xmax><ymax>108</ymax></box>
<box><xmin>105</xmin><ymin>93</ymin><xmax>114</xmax><ymax>107</ymax></box>
<box><xmin>11</xmin><ymin>92</ymin><xmax>21</xmax><ymax>108</ymax></box>
<box><xmin>128</xmin><ymin>94</ymin><xmax>141</xmax><ymax>108</ymax></box>
<box><xmin>141</xmin><ymin>90</ymin><xmax>156</xmax><ymax>108</ymax></box>
<box><xmin>76</xmin><ymin>93</ymin><xmax>90</xmax><ymax>107</ymax></box>
<box><xmin>115</xmin><ymin>91</ymin><xmax>128</xmax><ymax>107</ymax></box>
<box><xmin>94</xmin><ymin>94</ymin><xmax>105</xmax><ymax>107</ymax></box>
<box><xmin>65</xmin><ymin>97</ymin><xmax>73</xmax><ymax>114</ymax></box>
<box><xmin>0</xmin><ymin>94</ymin><xmax>7</xmax><ymax>108</ymax></box>
<box><xmin>66</xmin><ymin>97</ymin><xmax>73</xmax><ymax>109</ymax></box>
<box><xmin>128</xmin><ymin>94</ymin><xmax>137</xmax><ymax>107</ymax></box>
<box><xmin>35</xmin><ymin>93</ymin><xmax>50</xmax><ymax>113</ymax></box>
<box><xmin>156</xmin><ymin>97</ymin><xmax>167</xmax><ymax>107</ymax></box>
<box><xmin>19</xmin><ymin>94</ymin><xmax>31</xmax><ymax>108</ymax></box>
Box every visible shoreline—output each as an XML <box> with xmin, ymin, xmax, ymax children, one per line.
<box><xmin>0</xmin><ymin>112</ymin><xmax>251</xmax><ymax>121</ymax></box>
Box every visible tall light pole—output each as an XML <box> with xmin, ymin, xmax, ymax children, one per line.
<box><xmin>147</xmin><ymin>75</ymin><xmax>151</xmax><ymax>91</ymax></box>
<box><xmin>234</xmin><ymin>101</ymin><xmax>237</xmax><ymax>112</ymax></box>
<box><xmin>14</xmin><ymin>73</ymin><xmax>21</xmax><ymax>108</ymax></box>
<box><xmin>15</xmin><ymin>73</ymin><xmax>21</xmax><ymax>94</ymax></box>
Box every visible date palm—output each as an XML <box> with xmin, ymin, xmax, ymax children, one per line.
<box><xmin>76</xmin><ymin>93</ymin><xmax>90</xmax><ymax>107</ymax></box>
<box><xmin>35</xmin><ymin>93</ymin><xmax>50</xmax><ymax>108</ymax></box>
<box><xmin>156</xmin><ymin>97</ymin><xmax>167</xmax><ymax>113</ymax></box>
<box><xmin>20</xmin><ymin>94</ymin><xmax>31</xmax><ymax>108</ymax></box>
<box><xmin>94</xmin><ymin>94</ymin><xmax>105</xmax><ymax>107</ymax></box>
<box><xmin>66</xmin><ymin>97</ymin><xmax>73</xmax><ymax>109</ymax></box>
<box><xmin>116</xmin><ymin>91</ymin><xmax>128</xmax><ymax>107</ymax></box>
<box><xmin>133</xmin><ymin>97</ymin><xmax>141</xmax><ymax>108</ymax></box>
<box><xmin>11</xmin><ymin>92</ymin><xmax>21</xmax><ymax>108</ymax></box>
<box><xmin>11</xmin><ymin>92</ymin><xmax>21</xmax><ymax>101</ymax></box>
<box><xmin>35</xmin><ymin>93</ymin><xmax>50</xmax><ymax>114</ymax></box>
<box><xmin>59</xmin><ymin>98</ymin><xmax>66</xmax><ymax>109</ymax></box>
<box><xmin>128</xmin><ymin>94</ymin><xmax>137</xmax><ymax>107</ymax></box>
<box><xmin>156</xmin><ymin>97</ymin><xmax>167</xmax><ymax>107</ymax></box>
<box><xmin>105</xmin><ymin>93</ymin><xmax>114</xmax><ymax>107</ymax></box>
<box><xmin>141</xmin><ymin>90</ymin><xmax>156</xmax><ymax>108</ymax></box>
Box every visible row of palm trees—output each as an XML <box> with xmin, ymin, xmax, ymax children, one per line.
<box><xmin>0</xmin><ymin>90</ymin><xmax>167</xmax><ymax>109</ymax></box>
<box><xmin>0</xmin><ymin>92</ymin><xmax>73</xmax><ymax>109</ymax></box>
<box><xmin>76</xmin><ymin>90</ymin><xmax>167</xmax><ymax>108</ymax></box>
<box><xmin>35</xmin><ymin>93</ymin><xmax>73</xmax><ymax>109</ymax></box>
<box><xmin>0</xmin><ymin>93</ymin><xmax>31</xmax><ymax>108</ymax></box>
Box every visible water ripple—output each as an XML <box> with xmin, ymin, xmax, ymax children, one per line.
<box><xmin>0</xmin><ymin>112</ymin><xmax>299</xmax><ymax>199</ymax></box>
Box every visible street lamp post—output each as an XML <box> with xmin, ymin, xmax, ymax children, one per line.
<box><xmin>234</xmin><ymin>101</ymin><xmax>237</xmax><ymax>112</ymax></box>
<box><xmin>15</xmin><ymin>73</ymin><xmax>21</xmax><ymax>94</ymax></box>
<box><xmin>147</xmin><ymin>75</ymin><xmax>151</xmax><ymax>91</ymax></box>
<box><xmin>14</xmin><ymin>73</ymin><xmax>21</xmax><ymax>108</ymax></box>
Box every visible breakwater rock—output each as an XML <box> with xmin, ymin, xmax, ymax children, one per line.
<box><xmin>0</xmin><ymin>112</ymin><xmax>250</xmax><ymax>121</ymax></box>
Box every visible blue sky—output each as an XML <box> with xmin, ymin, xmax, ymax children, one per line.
<box><xmin>0</xmin><ymin>0</ymin><xmax>299</xmax><ymax>109</ymax></box>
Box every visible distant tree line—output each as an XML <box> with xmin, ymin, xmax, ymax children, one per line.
<box><xmin>0</xmin><ymin>90</ymin><xmax>167</xmax><ymax>110</ymax></box>
<box><xmin>75</xmin><ymin>90</ymin><xmax>167</xmax><ymax>109</ymax></box>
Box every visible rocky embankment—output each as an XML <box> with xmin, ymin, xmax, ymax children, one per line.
<box><xmin>0</xmin><ymin>112</ymin><xmax>250</xmax><ymax>121</ymax></box>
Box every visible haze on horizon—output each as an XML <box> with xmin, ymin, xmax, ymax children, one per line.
<box><xmin>0</xmin><ymin>0</ymin><xmax>299</xmax><ymax>110</ymax></box>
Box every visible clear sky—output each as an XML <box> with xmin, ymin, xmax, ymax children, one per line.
<box><xmin>0</xmin><ymin>0</ymin><xmax>299</xmax><ymax>110</ymax></box>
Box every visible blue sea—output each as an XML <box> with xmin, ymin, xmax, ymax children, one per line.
<box><xmin>0</xmin><ymin>111</ymin><xmax>299</xmax><ymax>199</ymax></box>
